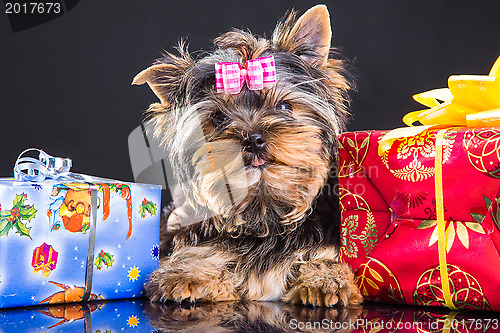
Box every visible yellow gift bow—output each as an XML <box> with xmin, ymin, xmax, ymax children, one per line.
<box><xmin>379</xmin><ymin>54</ymin><xmax>500</xmax><ymax>155</ymax></box>
<box><xmin>404</xmin><ymin>54</ymin><xmax>500</xmax><ymax>127</ymax></box>
<box><xmin>378</xmin><ymin>55</ymin><xmax>500</xmax><ymax>310</ymax></box>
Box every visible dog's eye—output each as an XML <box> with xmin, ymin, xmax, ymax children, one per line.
<box><xmin>211</xmin><ymin>111</ymin><xmax>228</xmax><ymax>128</ymax></box>
<box><xmin>274</xmin><ymin>101</ymin><xmax>293</xmax><ymax>112</ymax></box>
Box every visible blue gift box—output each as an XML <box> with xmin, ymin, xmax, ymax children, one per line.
<box><xmin>0</xmin><ymin>173</ymin><xmax>161</xmax><ymax>308</ymax></box>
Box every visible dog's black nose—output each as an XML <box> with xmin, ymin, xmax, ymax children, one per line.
<box><xmin>243</xmin><ymin>133</ymin><xmax>266</xmax><ymax>154</ymax></box>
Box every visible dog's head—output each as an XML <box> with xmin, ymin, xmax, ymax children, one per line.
<box><xmin>133</xmin><ymin>5</ymin><xmax>352</xmax><ymax>236</ymax></box>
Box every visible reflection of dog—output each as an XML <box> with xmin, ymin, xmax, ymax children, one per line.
<box><xmin>134</xmin><ymin>5</ymin><xmax>362</xmax><ymax>307</ymax></box>
<box><xmin>145</xmin><ymin>301</ymin><xmax>363</xmax><ymax>333</ymax></box>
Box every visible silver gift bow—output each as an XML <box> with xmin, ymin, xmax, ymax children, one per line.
<box><xmin>14</xmin><ymin>148</ymin><xmax>72</xmax><ymax>182</ymax></box>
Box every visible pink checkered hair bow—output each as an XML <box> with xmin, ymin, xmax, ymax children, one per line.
<box><xmin>215</xmin><ymin>55</ymin><xmax>276</xmax><ymax>94</ymax></box>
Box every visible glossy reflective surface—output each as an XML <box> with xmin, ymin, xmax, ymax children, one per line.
<box><xmin>1</xmin><ymin>298</ymin><xmax>499</xmax><ymax>332</ymax></box>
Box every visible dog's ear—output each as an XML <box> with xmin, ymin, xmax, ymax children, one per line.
<box><xmin>272</xmin><ymin>5</ymin><xmax>332</xmax><ymax>67</ymax></box>
<box><xmin>132</xmin><ymin>49</ymin><xmax>193</xmax><ymax>105</ymax></box>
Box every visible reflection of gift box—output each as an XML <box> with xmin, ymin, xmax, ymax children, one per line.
<box><xmin>0</xmin><ymin>151</ymin><xmax>161</xmax><ymax>308</ymax></box>
<box><xmin>351</xmin><ymin>302</ymin><xmax>500</xmax><ymax>333</ymax></box>
<box><xmin>339</xmin><ymin>127</ymin><xmax>500</xmax><ymax>311</ymax></box>
<box><xmin>0</xmin><ymin>300</ymin><xmax>156</xmax><ymax>332</ymax></box>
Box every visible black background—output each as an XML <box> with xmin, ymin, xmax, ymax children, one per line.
<box><xmin>1</xmin><ymin>0</ymin><xmax>499</xmax><ymax>183</ymax></box>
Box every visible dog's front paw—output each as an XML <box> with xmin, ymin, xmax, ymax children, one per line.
<box><xmin>145</xmin><ymin>249</ymin><xmax>238</xmax><ymax>303</ymax></box>
<box><xmin>146</xmin><ymin>262</ymin><xmax>237</xmax><ymax>303</ymax></box>
<box><xmin>283</xmin><ymin>261</ymin><xmax>362</xmax><ymax>307</ymax></box>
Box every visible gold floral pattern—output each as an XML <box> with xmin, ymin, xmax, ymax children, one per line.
<box><xmin>391</xmin><ymin>159</ymin><xmax>435</xmax><ymax>182</ymax></box>
<box><xmin>413</xmin><ymin>264</ymin><xmax>491</xmax><ymax>310</ymax></box>
<box><xmin>396</xmin><ymin>133</ymin><xmax>435</xmax><ymax>160</ymax></box>
<box><xmin>341</xmin><ymin>212</ymin><xmax>377</xmax><ymax>258</ymax></box>
<box><xmin>379</xmin><ymin>129</ymin><xmax>456</xmax><ymax>182</ymax></box>
<box><xmin>463</xmin><ymin>128</ymin><xmax>500</xmax><ymax>178</ymax></box>
<box><xmin>418</xmin><ymin>219</ymin><xmax>485</xmax><ymax>252</ymax></box>
<box><xmin>355</xmin><ymin>257</ymin><xmax>405</xmax><ymax>304</ymax></box>
<box><xmin>339</xmin><ymin>188</ymin><xmax>371</xmax><ymax>211</ymax></box>
<box><xmin>339</xmin><ymin>131</ymin><xmax>371</xmax><ymax>178</ymax></box>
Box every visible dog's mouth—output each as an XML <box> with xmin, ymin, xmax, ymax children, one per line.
<box><xmin>251</xmin><ymin>157</ymin><xmax>267</xmax><ymax>167</ymax></box>
<box><xmin>244</xmin><ymin>153</ymin><xmax>268</xmax><ymax>169</ymax></box>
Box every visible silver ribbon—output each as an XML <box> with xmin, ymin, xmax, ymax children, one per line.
<box><xmin>83</xmin><ymin>187</ymin><xmax>98</xmax><ymax>302</ymax></box>
<box><xmin>14</xmin><ymin>148</ymin><xmax>72</xmax><ymax>182</ymax></box>
<box><xmin>14</xmin><ymin>148</ymin><xmax>97</xmax><ymax>303</ymax></box>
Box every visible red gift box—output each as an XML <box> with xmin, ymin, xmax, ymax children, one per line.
<box><xmin>339</xmin><ymin>127</ymin><xmax>500</xmax><ymax>311</ymax></box>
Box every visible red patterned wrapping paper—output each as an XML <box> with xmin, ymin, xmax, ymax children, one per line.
<box><xmin>339</xmin><ymin>127</ymin><xmax>500</xmax><ymax>311</ymax></box>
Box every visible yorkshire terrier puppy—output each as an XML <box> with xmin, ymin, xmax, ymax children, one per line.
<box><xmin>133</xmin><ymin>5</ymin><xmax>362</xmax><ymax>307</ymax></box>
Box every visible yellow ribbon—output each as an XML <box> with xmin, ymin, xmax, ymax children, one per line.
<box><xmin>379</xmin><ymin>54</ymin><xmax>500</xmax><ymax>155</ymax></box>
<box><xmin>435</xmin><ymin>129</ymin><xmax>457</xmax><ymax>310</ymax></box>
<box><xmin>442</xmin><ymin>311</ymin><xmax>459</xmax><ymax>333</ymax></box>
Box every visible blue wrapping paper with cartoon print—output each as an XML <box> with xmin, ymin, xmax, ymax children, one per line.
<box><xmin>0</xmin><ymin>176</ymin><xmax>161</xmax><ymax>308</ymax></box>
